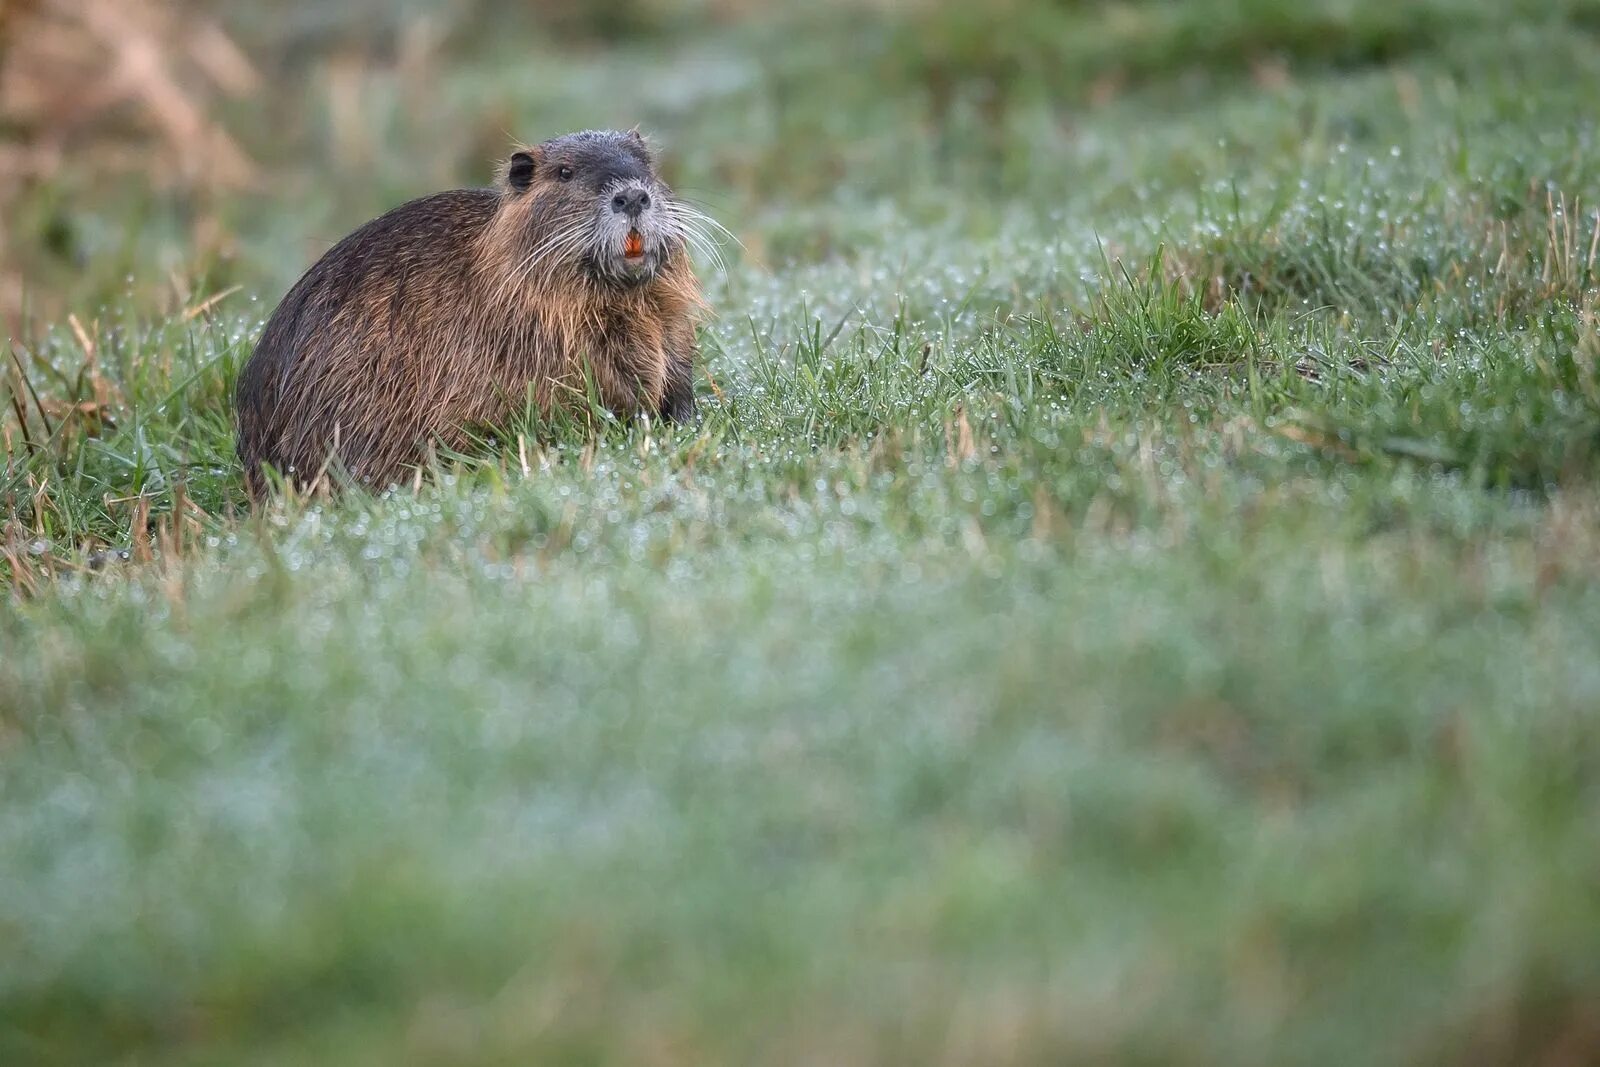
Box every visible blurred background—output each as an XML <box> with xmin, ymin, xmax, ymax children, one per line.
<box><xmin>2</xmin><ymin>0</ymin><xmax>1585</xmax><ymax>331</ymax></box>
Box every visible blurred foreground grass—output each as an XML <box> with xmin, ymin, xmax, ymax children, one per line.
<box><xmin>4</xmin><ymin>1</ymin><xmax>1600</xmax><ymax>1063</ymax></box>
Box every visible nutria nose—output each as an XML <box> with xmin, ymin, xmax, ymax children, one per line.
<box><xmin>610</xmin><ymin>188</ymin><xmax>650</xmax><ymax>218</ymax></box>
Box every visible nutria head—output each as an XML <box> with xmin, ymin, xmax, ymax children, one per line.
<box><xmin>497</xmin><ymin>128</ymin><xmax>683</xmax><ymax>289</ymax></box>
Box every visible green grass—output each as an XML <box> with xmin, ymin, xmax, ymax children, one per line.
<box><xmin>4</xmin><ymin>1</ymin><xmax>1600</xmax><ymax>1063</ymax></box>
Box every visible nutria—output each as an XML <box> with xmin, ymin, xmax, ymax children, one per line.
<box><xmin>234</xmin><ymin>128</ymin><xmax>711</xmax><ymax>495</ymax></box>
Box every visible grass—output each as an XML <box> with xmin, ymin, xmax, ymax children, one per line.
<box><xmin>4</xmin><ymin>1</ymin><xmax>1600</xmax><ymax>1063</ymax></box>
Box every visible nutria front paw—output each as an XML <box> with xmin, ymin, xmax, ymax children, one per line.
<box><xmin>660</xmin><ymin>389</ymin><xmax>698</xmax><ymax>424</ymax></box>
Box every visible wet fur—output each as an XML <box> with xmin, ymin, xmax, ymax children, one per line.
<box><xmin>235</xmin><ymin>130</ymin><xmax>705</xmax><ymax>495</ymax></box>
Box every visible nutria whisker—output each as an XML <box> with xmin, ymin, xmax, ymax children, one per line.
<box><xmin>666</xmin><ymin>202</ymin><xmax>743</xmax><ymax>252</ymax></box>
<box><xmin>665</xmin><ymin>213</ymin><xmax>739</xmax><ymax>269</ymax></box>
<box><xmin>663</xmin><ymin>206</ymin><xmax>738</xmax><ymax>278</ymax></box>
<box><xmin>672</xmin><ymin>222</ymin><xmax>724</xmax><ymax>275</ymax></box>
<box><xmin>496</xmin><ymin>234</ymin><xmax>574</xmax><ymax>305</ymax></box>
<box><xmin>498</xmin><ymin>221</ymin><xmax>592</xmax><ymax>303</ymax></box>
<box><xmin>508</xmin><ymin>220</ymin><xmax>589</xmax><ymax>281</ymax></box>
<box><xmin>662</xmin><ymin>210</ymin><xmax>727</xmax><ymax>275</ymax></box>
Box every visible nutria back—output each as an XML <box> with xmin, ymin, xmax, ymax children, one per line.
<box><xmin>235</xmin><ymin>129</ymin><xmax>707</xmax><ymax>494</ymax></box>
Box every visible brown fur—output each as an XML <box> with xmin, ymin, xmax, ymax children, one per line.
<box><xmin>234</xmin><ymin>130</ymin><xmax>706</xmax><ymax>495</ymax></box>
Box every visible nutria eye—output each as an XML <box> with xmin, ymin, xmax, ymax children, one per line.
<box><xmin>557</xmin><ymin>166</ymin><xmax>574</xmax><ymax>182</ymax></box>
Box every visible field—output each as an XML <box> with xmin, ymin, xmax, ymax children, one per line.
<box><xmin>4</xmin><ymin>1</ymin><xmax>1600</xmax><ymax>1063</ymax></box>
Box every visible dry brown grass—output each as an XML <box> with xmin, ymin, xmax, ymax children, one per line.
<box><xmin>0</xmin><ymin>0</ymin><xmax>258</xmax><ymax>324</ymax></box>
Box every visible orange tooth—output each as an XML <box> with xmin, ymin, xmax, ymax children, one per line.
<box><xmin>625</xmin><ymin>231</ymin><xmax>644</xmax><ymax>257</ymax></box>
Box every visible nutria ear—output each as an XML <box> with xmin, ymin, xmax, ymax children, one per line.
<box><xmin>624</xmin><ymin>127</ymin><xmax>653</xmax><ymax>164</ymax></box>
<box><xmin>506</xmin><ymin>151</ymin><xmax>535</xmax><ymax>192</ymax></box>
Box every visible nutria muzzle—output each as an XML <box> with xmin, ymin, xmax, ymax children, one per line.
<box><xmin>587</xmin><ymin>177</ymin><xmax>673</xmax><ymax>287</ymax></box>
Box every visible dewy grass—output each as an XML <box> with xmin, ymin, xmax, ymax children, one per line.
<box><xmin>4</xmin><ymin>1</ymin><xmax>1600</xmax><ymax>1063</ymax></box>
